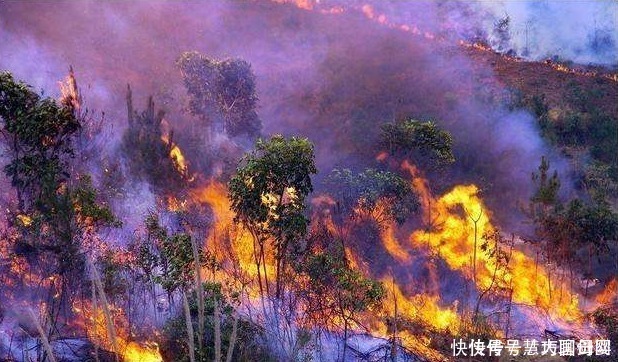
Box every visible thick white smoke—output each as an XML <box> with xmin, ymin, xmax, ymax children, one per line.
<box><xmin>474</xmin><ymin>0</ymin><xmax>618</xmax><ymax>66</ymax></box>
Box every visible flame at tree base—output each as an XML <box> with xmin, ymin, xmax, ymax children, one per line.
<box><xmin>401</xmin><ymin>160</ymin><xmax>582</xmax><ymax>323</ymax></box>
<box><xmin>76</xmin><ymin>302</ymin><xmax>162</xmax><ymax>362</ymax></box>
<box><xmin>123</xmin><ymin>342</ymin><xmax>163</xmax><ymax>362</ymax></box>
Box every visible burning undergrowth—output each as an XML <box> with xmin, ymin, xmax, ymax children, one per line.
<box><xmin>1</xmin><ymin>1</ymin><xmax>617</xmax><ymax>361</ymax></box>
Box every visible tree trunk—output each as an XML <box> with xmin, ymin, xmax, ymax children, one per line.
<box><xmin>342</xmin><ymin>317</ymin><xmax>348</xmax><ymax>362</ymax></box>
<box><xmin>225</xmin><ymin>315</ymin><xmax>239</xmax><ymax>362</ymax></box>
<box><xmin>191</xmin><ymin>236</ymin><xmax>205</xmax><ymax>356</ymax></box>
<box><xmin>28</xmin><ymin>309</ymin><xmax>57</xmax><ymax>362</ymax></box>
<box><xmin>91</xmin><ymin>263</ymin><xmax>119</xmax><ymax>362</ymax></box>
<box><xmin>182</xmin><ymin>291</ymin><xmax>196</xmax><ymax>362</ymax></box>
<box><xmin>214</xmin><ymin>296</ymin><xmax>222</xmax><ymax>362</ymax></box>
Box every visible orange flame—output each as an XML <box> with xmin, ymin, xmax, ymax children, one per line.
<box><xmin>402</xmin><ymin>161</ymin><xmax>582</xmax><ymax>321</ymax></box>
<box><xmin>76</xmin><ymin>302</ymin><xmax>162</xmax><ymax>362</ymax></box>
<box><xmin>386</xmin><ymin>280</ymin><xmax>460</xmax><ymax>333</ymax></box>
<box><xmin>596</xmin><ymin>278</ymin><xmax>617</xmax><ymax>305</ymax></box>
<box><xmin>161</xmin><ymin>134</ymin><xmax>191</xmax><ymax>179</ymax></box>
<box><xmin>380</xmin><ymin>223</ymin><xmax>411</xmax><ymax>263</ymax></box>
<box><xmin>59</xmin><ymin>68</ymin><xmax>81</xmax><ymax>110</ymax></box>
<box><xmin>192</xmin><ymin>181</ymin><xmax>275</xmax><ymax>284</ymax></box>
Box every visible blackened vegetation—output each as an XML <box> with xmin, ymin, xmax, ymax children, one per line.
<box><xmin>121</xmin><ymin>86</ymin><xmax>187</xmax><ymax>193</ymax></box>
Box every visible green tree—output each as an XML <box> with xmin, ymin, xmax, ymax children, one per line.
<box><xmin>325</xmin><ymin>168</ymin><xmax>419</xmax><ymax>226</ymax></box>
<box><xmin>228</xmin><ymin>135</ymin><xmax>317</xmax><ymax>299</ymax></box>
<box><xmin>177</xmin><ymin>51</ymin><xmax>261</xmax><ymax>139</ymax></box>
<box><xmin>300</xmin><ymin>241</ymin><xmax>384</xmax><ymax>361</ymax></box>
<box><xmin>0</xmin><ymin>71</ymin><xmax>80</xmax><ymax>211</ymax></box>
<box><xmin>582</xmin><ymin>160</ymin><xmax>618</xmax><ymax>206</ymax></box>
<box><xmin>530</xmin><ymin>156</ymin><xmax>561</xmax><ymax>213</ymax></box>
<box><xmin>530</xmin><ymin>157</ymin><xmax>618</xmax><ymax>292</ymax></box>
<box><xmin>379</xmin><ymin>119</ymin><xmax>455</xmax><ymax>170</ymax></box>
<box><xmin>0</xmin><ymin>72</ymin><xmax>119</xmax><ymax>332</ymax></box>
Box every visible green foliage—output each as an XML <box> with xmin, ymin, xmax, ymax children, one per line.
<box><xmin>531</xmin><ymin>156</ymin><xmax>561</xmax><ymax>208</ymax></box>
<box><xmin>522</xmin><ymin>88</ymin><xmax>618</xmax><ymax>188</ymax></box>
<box><xmin>566</xmin><ymin>82</ymin><xmax>604</xmax><ymax>114</ymax></box>
<box><xmin>564</xmin><ymin>200</ymin><xmax>618</xmax><ymax>253</ymax></box>
<box><xmin>143</xmin><ymin>214</ymin><xmax>196</xmax><ymax>293</ymax></box>
<box><xmin>583</xmin><ymin>161</ymin><xmax>618</xmax><ymax>206</ymax></box>
<box><xmin>529</xmin><ymin>156</ymin><xmax>618</xmax><ymax>267</ymax></box>
<box><xmin>72</xmin><ymin>175</ymin><xmax>122</xmax><ymax>229</ymax></box>
<box><xmin>300</xmin><ymin>243</ymin><xmax>384</xmax><ymax>329</ymax></box>
<box><xmin>379</xmin><ymin>119</ymin><xmax>454</xmax><ymax>169</ymax></box>
<box><xmin>228</xmin><ymin>135</ymin><xmax>317</xmax><ymax>296</ymax></box>
<box><xmin>1</xmin><ymin>72</ymin><xmax>119</xmax><ymax>282</ymax></box>
<box><xmin>325</xmin><ymin>168</ymin><xmax>419</xmax><ymax>225</ymax></box>
<box><xmin>534</xmin><ymin>193</ymin><xmax>618</xmax><ymax>266</ymax></box>
<box><xmin>588</xmin><ymin>112</ymin><xmax>618</xmax><ymax>177</ymax></box>
<box><xmin>177</xmin><ymin>51</ymin><xmax>261</xmax><ymax>138</ymax></box>
<box><xmin>0</xmin><ymin>71</ymin><xmax>80</xmax><ymax>211</ymax></box>
<box><xmin>161</xmin><ymin>282</ymin><xmax>274</xmax><ymax>362</ymax></box>
<box><xmin>99</xmin><ymin>250</ymin><xmax>129</xmax><ymax>299</ymax></box>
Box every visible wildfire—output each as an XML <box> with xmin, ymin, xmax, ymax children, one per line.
<box><xmin>161</xmin><ymin>133</ymin><xmax>193</xmax><ymax>180</ymax></box>
<box><xmin>380</xmin><ymin>222</ymin><xmax>411</xmax><ymax>263</ymax></box>
<box><xmin>76</xmin><ymin>302</ymin><xmax>162</xmax><ymax>362</ymax></box>
<box><xmin>59</xmin><ymin>67</ymin><xmax>81</xmax><ymax>111</ymax></box>
<box><xmin>402</xmin><ymin>161</ymin><xmax>582</xmax><ymax>321</ymax></box>
<box><xmin>368</xmin><ymin>280</ymin><xmax>456</xmax><ymax>361</ymax></box>
<box><xmin>16</xmin><ymin>214</ymin><xmax>33</xmax><ymax>227</ymax></box>
<box><xmin>192</xmin><ymin>181</ymin><xmax>275</xmax><ymax>283</ymax></box>
<box><xmin>385</xmin><ymin>280</ymin><xmax>460</xmax><ymax>333</ymax></box>
<box><xmin>123</xmin><ymin>342</ymin><xmax>163</xmax><ymax>362</ymax></box>
<box><xmin>595</xmin><ymin>278</ymin><xmax>617</xmax><ymax>305</ymax></box>
<box><xmin>277</xmin><ymin>1</ymin><xmax>618</xmax><ymax>84</ymax></box>
<box><xmin>273</xmin><ymin>0</ymin><xmax>343</xmax><ymax>14</ymax></box>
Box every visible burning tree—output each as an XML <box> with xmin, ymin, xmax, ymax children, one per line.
<box><xmin>324</xmin><ymin>168</ymin><xmax>419</xmax><ymax>226</ymax></box>
<box><xmin>0</xmin><ymin>71</ymin><xmax>120</xmax><ymax>355</ymax></box>
<box><xmin>228</xmin><ymin>134</ymin><xmax>317</xmax><ymax>300</ymax></box>
<box><xmin>226</xmin><ymin>135</ymin><xmax>321</xmax><ymax>359</ymax></box>
<box><xmin>122</xmin><ymin>86</ymin><xmax>188</xmax><ymax>192</ymax></box>
<box><xmin>298</xmin><ymin>224</ymin><xmax>385</xmax><ymax>361</ymax></box>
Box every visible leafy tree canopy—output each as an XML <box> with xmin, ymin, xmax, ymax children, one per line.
<box><xmin>0</xmin><ymin>71</ymin><xmax>80</xmax><ymax>210</ymax></box>
<box><xmin>228</xmin><ymin>135</ymin><xmax>317</xmax><ymax>247</ymax></box>
<box><xmin>177</xmin><ymin>51</ymin><xmax>261</xmax><ymax>138</ymax></box>
<box><xmin>228</xmin><ymin>134</ymin><xmax>317</xmax><ymax>297</ymax></box>
<box><xmin>325</xmin><ymin>168</ymin><xmax>419</xmax><ymax>225</ymax></box>
<box><xmin>379</xmin><ymin>119</ymin><xmax>454</xmax><ymax>169</ymax></box>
